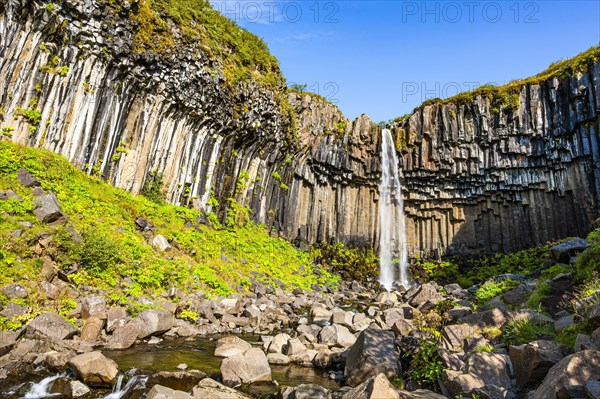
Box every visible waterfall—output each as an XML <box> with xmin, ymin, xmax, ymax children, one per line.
<box><xmin>379</xmin><ymin>128</ymin><xmax>410</xmax><ymax>290</ymax></box>
<box><xmin>23</xmin><ymin>373</ymin><xmax>65</xmax><ymax>398</ymax></box>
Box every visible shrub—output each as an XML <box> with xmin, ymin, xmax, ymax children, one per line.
<box><xmin>64</xmin><ymin>229</ymin><xmax>122</xmax><ymax>277</ymax></box>
<box><xmin>503</xmin><ymin>318</ymin><xmax>555</xmax><ymax>345</ymax></box>
<box><xmin>141</xmin><ymin>171</ymin><xmax>165</xmax><ymax>204</ymax></box>
<box><xmin>407</xmin><ymin>338</ymin><xmax>444</xmax><ymax>386</ymax></box>
<box><xmin>312</xmin><ymin>242</ymin><xmax>378</xmax><ymax>283</ymax></box>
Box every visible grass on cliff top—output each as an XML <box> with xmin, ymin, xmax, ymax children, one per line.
<box><xmin>389</xmin><ymin>45</ymin><xmax>600</xmax><ymax>122</ymax></box>
<box><xmin>102</xmin><ymin>0</ymin><xmax>284</xmax><ymax>90</ymax></box>
<box><xmin>0</xmin><ymin>141</ymin><xmax>338</xmax><ymax>310</ymax></box>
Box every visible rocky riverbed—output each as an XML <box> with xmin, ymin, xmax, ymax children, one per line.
<box><xmin>1</xmin><ymin>241</ymin><xmax>599</xmax><ymax>399</ymax></box>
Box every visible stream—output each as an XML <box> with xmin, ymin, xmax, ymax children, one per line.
<box><xmin>0</xmin><ymin>336</ymin><xmax>341</xmax><ymax>398</ymax></box>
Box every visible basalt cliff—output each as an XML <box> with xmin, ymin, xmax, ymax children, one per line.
<box><xmin>1</xmin><ymin>0</ymin><xmax>599</xmax><ymax>257</ymax></box>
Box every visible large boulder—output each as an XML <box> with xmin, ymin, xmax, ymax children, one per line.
<box><xmin>191</xmin><ymin>378</ymin><xmax>252</xmax><ymax>398</ymax></box>
<box><xmin>531</xmin><ymin>350</ymin><xmax>600</xmax><ymax>399</ymax></box>
<box><xmin>220</xmin><ymin>348</ymin><xmax>272</xmax><ymax>387</ymax></box>
<box><xmin>33</xmin><ymin>193</ymin><xmax>65</xmax><ymax>223</ymax></box>
<box><xmin>509</xmin><ymin>340</ymin><xmax>563</xmax><ymax>388</ymax></box>
<box><xmin>465</xmin><ymin>352</ymin><xmax>512</xmax><ymax>390</ymax></box>
<box><xmin>26</xmin><ymin>312</ymin><xmax>78</xmax><ymax>340</ymax></box>
<box><xmin>68</xmin><ymin>351</ymin><xmax>119</xmax><ymax>388</ymax></box>
<box><xmin>136</xmin><ymin>309</ymin><xmax>174</xmax><ymax>338</ymax></box>
<box><xmin>345</xmin><ymin>328</ymin><xmax>399</xmax><ymax>387</ymax></box>
<box><xmin>459</xmin><ymin>308</ymin><xmax>508</xmax><ymax>328</ymax></box>
<box><xmin>343</xmin><ymin>373</ymin><xmax>400</xmax><ymax>399</ymax></box>
<box><xmin>214</xmin><ymin>336</ymin><xmax>252</xmax><ymax>358</ymax></box>
<box><xmin>106</xmin><ymin>321</ymin><xmax>140</xmax><ymax>349</ymax></box>
<box><xmin>551</xmin><ymin>238</ymin><xmax>590</xmax><ymax>262</ymax></box>
<box><xmin>442</xmin><ymin>324</ymin><xmax>474</xmax><ymax>351</ymax></box>
<box><xmin>0</xmin><ymin>330</ymin><xmax>20</xmax><ymax>356</ymax></box>
<box><xmin>146</xmin><ymin>384</ymin><xmax>193</xmax><ymax>399</ymax></box>
<box><xmin>398</xmin><ymin>389</ymin><xmax>447</xmax><ymax>399</ymax></box>
<box><xmin>408</xmin><ymin>283</ymin><xmax>443</xmax><ymax>306</ymax></box>
<box><xmin>319</xmin><ymin>324</ymin><xmax>356</xmax><ymax>348</ymax></box>
<box><xmin>81</xmin><ymin>317</ymin><xmax>105</xmax><ymax>342</ymax></box>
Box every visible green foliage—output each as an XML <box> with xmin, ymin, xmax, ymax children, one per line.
<box><xmin>474</xmin><ymin>279</ymin><xmax>520</xmax><ymax>303</ymax></box>
<box><xmin>0</xmin><ymin>141</ymin><xmax>339</xmax><ymax>303</ymax></box>
<box><xmin>475</xmin><ymin>343</ymin><xmax>494</xmax><ymax>353</ymax></box>
<box><xmin>114</xmin><ymin>0</ymin><xmax>284</xmax><ymax>91</ymax></box>
<box><xmin>225</xmin><ymin>198</ymin><xmax>250</xmax><ymax>229</ymax></box>
<box><xmin>503</xmin><ymin>318</ymin><xmax>555</xmax><ymax>345</ymax></box>
<box><xmin>312</xmin><ymin>242</ymin><xmax>378</xmax><ymax>283</ymax></box>
<box><xmin>526</xmin><ymin>281</ymin><xmax>551</xmax><ymax>309</ymax></box>
<box><xmin>45</xmin><ymin>2</ymin><xmax>55</xmax><ymax>11</ymax></box>
<box><xmin>141</xmin><ymin>171</ymin><xmax>165</xmax><ymax>204</ymax></box>
<box><xmin>575</xmin><ymin>227</ymin><xmax>600</xmax><ymax>281</ymax></box>
<box><xmin>407</xmin><ymin>338</ymin><xmax>444</xmax><ymax>386</ymax></box>
<box><xmin>177</xmin><ymin>309</ymin><xmax>199</xmax><ymax>322</ymax></box>
<box><xmin>417</xmin><ymin>259</ymin><xmax>459</xmax><ymax>284</ymax></box>
<box><xmin>271</xmin><ymin>171</ymin><xmax>282</xmax><ymax>182</ymax></box>
<box><xmin>57</xmin><ymin>66</ymin><xmax>69</xmax><ymax>77</ymax></box>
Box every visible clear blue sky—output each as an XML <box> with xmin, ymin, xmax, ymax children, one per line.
<box><xmin>210</xmin><ymin>1</ymin><xmax>600</xmax><ymax>123</ymax></box>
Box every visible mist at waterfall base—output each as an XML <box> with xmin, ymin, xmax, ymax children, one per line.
<box><xmin>378</xmin><ymin>129</ymin><xmax>410</xmax><ymax>291</ymax></box>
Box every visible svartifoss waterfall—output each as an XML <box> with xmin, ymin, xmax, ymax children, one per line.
<box><xmin>379</xmin><ymin>129</ymin><xmax>410</xmax><ymax>290</ymax></box>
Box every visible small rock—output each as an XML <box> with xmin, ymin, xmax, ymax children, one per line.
<box><xmin>82</xmin><ymin>295</ymin><xmax>107</xmax><ymax>319</ymax></box>
<box><xmin>70</xmin><ymin>380</ymin><xmax>91</xmax><ymax>397</ymax></box>
<box><xmin>319</xmin><ymin>324</ymin><xmax>357</xmax><ymax>348</ymax></box>
<box><xmin>281</xmin><ymin>384</ymin><xmax>330</xmax><ymax>399</ymax></box>
<box><xmin>1</xmin><ymin>283</ymin><xmax>28</xmax><ymax>299</ymax></box>
<box><xmin>152</xmin><ymin>235</ymin><xmax>171</xmax><ymax>251</ymax></box>
<box><xmin>18</xmin><ymin>168</ymin><xmax>41</xmax><ymax>187</ymax></box>
<box><xmin>33</xmin><ymin>193</ymin><xmax>65</xmax><ymax>223</ymax></box>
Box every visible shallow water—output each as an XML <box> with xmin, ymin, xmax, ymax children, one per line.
<box><xmin>104</xmin><ymin>336</ymin><xmax>341</xmax><ymax>393</ymax></box>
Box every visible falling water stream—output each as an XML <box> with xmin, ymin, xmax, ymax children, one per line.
<box><xmin>379</xmin><ymin>128</ymin><xmax>410</xmax><ymax>290</ymax></box>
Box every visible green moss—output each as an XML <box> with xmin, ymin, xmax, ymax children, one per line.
<box><xmin>414</xmin><ymin>45</ymin><xmax>599</xmax><ymax>112</ymax></box>
<box><xmin>0</xmin><ymin>140</ymin><xmax>339</xmax><ymax>314</ymax></box>
<box><xmin>503</xmin><ymin>318</ymin><xmax>555</xmax><ymax>345</ymax></box>
<box><xmin>474</xmin><ymin>279</ymin><xmax>520</xmax><ymax>303</ymax></box>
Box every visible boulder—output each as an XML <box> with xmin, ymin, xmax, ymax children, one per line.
<box><xmin>81</xmin><ymin>317</ymin><xmax>104</xmax><ymax>342</ymax></box>
<box><xmin>0</xmin><ymin>330</ymin><xmax>20</xmax><ymax>356</ymax></box>
<box><xmin>409</xmin><ymin>283</ymin><xmax>443</xmax><ymax>306</ymax></box>
<box><xmin>268</xmin><ymin>333</ymin><xmax>292</xmax><ymax>353</ymax></box>
<box><xmin>33</xmin><ymin>193</ymin><xmax>65</xmax><ymax>223</ymax></box>
<box><xmin>343</xmin><ymin>373</ymin><xmax>400</xmax><ymax>399</ymax></box>
<box><xmin>81</xmin><ymin>295</ymin><xmax>107</xmax><ymax>319</ymax></box>
<box><xmin>18</xmin><ymin>168</ymin><xmax>41</xmax><ymax>187</ymax></box>
<box><xmin>311</xmin><ymin>306</ymin><xmax>333</xmax><ymax>324</ymax></box>
<box><xmin>214</xmin><ymin>336</ymin><xmax>252</xmax><ymax>358</ymax></box>
<box><xmin>106</xmin><ymin>321</ymin><xmax>140</xmax><ymax>349</ymax></box>
<box><xmin>441</xmin><ymin>370</ymin><xmax>485</xmax><ymax>398</ymax></box>
<box><xmin>280</xmin><ymin>384</ymin><xmax>330</xmax><ymax>399</ymax></box>
<box><xmin>554</xmin><ymin>315</ymin><xmax>574</xmax><ymax>332</ymax></box>
<box><xmin>586</xmin><ymin>380</ymin><xmax>600</xmax><ymax>399</ymax></box>
<box><xmin>442</xmin><ymin>324</ymin><xmax>474</xmax><ymax>351</ymax></box>
<box><xmin>68</xmin><ymin>351</ymin><xmax>119</xmax><ymax>388</ymax></box>
<box><xmin>319</xmin><ymin>324</ymin><xmax>356</xmax><ymax>348</ymax></box>
<box><xmin>191</xmin><ymin>378</ymin><xmax>252</xmax><ymax>398</ymax></box>
<box><xmin>465</xmin><ymin>352</ymin><xmax>512</xmax><ymax>390</ymax></box>
<box><xmin>152</xmin><ymin>235</ymin><xmax>172</xmax><ymax>251</ymax></box>
<box><xmin>147</xmin><ymin>384</ymin><xmax>193</xmax><ymax>399</ymax></box>
<box><xmin>1</xmin><ymin>283</ymin><xmax>28</xmax><ymax>299</ymax></box>
<box><xmin>332</xmin><ymin>310</ymin><xmax>354</xmax><ymax>327</ymax></box>
<box><xmin>459</xmin><ymin>308</ymin><xmax>507</xmax><ymax>328</ymax></box>
<box><xmin>0</xmin><ymin>189</ymin><xmax>22</xmax><ymax>201</ymax></box>
<box><xmin>284</xmin><ymin>337</ymin><xmax>309</xmax><ymax>361</ymax></box>
<box><xmin>509</xmin><ymin>340</ymin><xmax>563</xmax><ymax>388</ymax></box>
<box><xmin>220</xmin><ymin>347</ymin><xmax>272</xmax><ymax>387</ymax></box>
<box><xmin>531</xmin><ymin>350</ymin><xmax>600</xmax><ymax>399</ymax></box>
<box><xmin>551</xmin><ymin>238</ymin><xmax>590</xmax><ymax>262</ymax></box>
<box><xmin>345</xmin><ymin>328</ymin><xmax>399</xmax><ymax>387</ymax></box>
<box><xmin>106</xmin><ymin>307</ymin><xmax>128</xmax><ymax>332</ymax></box>
<box><xmin>136</xmin><ymin>308</ymin><xmax>174</xmax><ymax>338</ymax></box>
<box><xmin>26</xmin><ymin>312</ymin><xmax>78</xmax><ymax>340</ymax></box>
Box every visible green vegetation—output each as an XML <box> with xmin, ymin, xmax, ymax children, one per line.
<box><xmin>526</xmin><ymin>281</ymin><xmax>551</xmax><ymax>309</ymax></box>
<box><xmin>312</xmin><ymin>242</ymin><xmax>378</xmax><ymax>283</ymax></box>
<box><xmin>416</xmin><ymin>45</ymin><xmax>599</xmax><ymax>111</ymax></box>
<box><xmin>407</xmin><ymin>338</ymin><xmax>444</xmax><ymax>386</ymax></box>
<box><xmin>0</xmin><ymin>141</ymin><xmax>339</xmax><ymax>330</ymax></box>
<box><xmin>140</xmin><ymin>171</ymin><xmax>166</xmax><ymax>204</ymax></box>
<box><xmin>503</xmin><ymin>318</ymin><xmax>555</xmax><ymax>345</ymax></box>
<box><xmin>287</xmin><ymin>83</ymin><xmax>337</xmax><ymax>108</ymax></box>
<box><xmin>474</xmin><ymin>279</ymin><xmax>520</xmax><ymax>303</ymax></box>
<box><xmin>102</xmin><ymin>0</ymin><xmax>283</xmax><ymax>90</ymax></box>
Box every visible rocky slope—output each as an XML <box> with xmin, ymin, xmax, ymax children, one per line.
<box><xmin>1</xmin><ymin>0</ymin><xmax>599</xmax><ymax>257</ymax></box>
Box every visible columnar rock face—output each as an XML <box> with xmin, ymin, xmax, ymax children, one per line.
<box><xmin>1</xmin><ymin>0</ymin><xmax>599</xmax><ymax>256</ymax></box>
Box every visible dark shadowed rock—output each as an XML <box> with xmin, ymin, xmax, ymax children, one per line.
<box><xmin>551</xmin><ymin>238</ymin><xmax>590</xmax><ymax>262</ymax></box>
<box><xmin>509</xmin><ymin>340</ymin><xmax>563</xmax><ymax>388</ymax></box>
<box><xmin>531</xmin><ymin>350</ymin><xmax>600</xmax><ymax>399</ymax></box>
<box><xmin>345</xmin><ymin>328</ymin><xmax>399</xmax><ymax>387</ymax></box>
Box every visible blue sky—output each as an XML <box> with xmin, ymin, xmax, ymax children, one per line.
<box><xmin>210</xmin><ymin>1</ymin><xmax>600</xmax><ymax>122</ymax></box>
